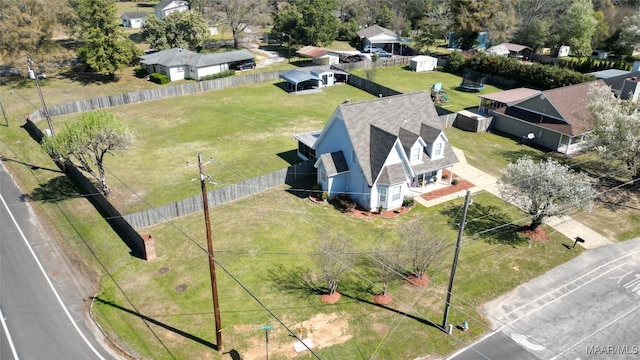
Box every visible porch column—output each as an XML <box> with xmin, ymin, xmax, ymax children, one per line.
<box><xmin>565</xmin><ymin>136</ymin><xmax>572</xmax><ymax>155</ymax></box>
<box><xmin>448</xmin><ymin>166</ymin><xmax>454</xmax><ymax>185</ymax></box>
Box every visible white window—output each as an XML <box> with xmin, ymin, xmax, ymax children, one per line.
<box><xmin>390</xmin><ymin>185</ymin><xmax>401</xmax><ymax>202</ymax></box>
<box><xmin>320</xmin><ymin>170</ymin><xmax>327</xmax><ymax>183</ymax></box>
<box><xmin>351</xmin><ymin>149</ymin><xmax>357</xmax><ymax>164</ymax></box>
<box><xmin>434</xmin><ymin>142</ymin><xmax>443</xmax><ymax>157</ymax></box>
<box><xmin>411</xmin><ymin>146</ymin><xmax>422</xmax><ymax>161</ymax></box>
<box><xmin>379</xmin><ymin>186</ymin><xmax>387</xmax><ymax>203</ymax></box>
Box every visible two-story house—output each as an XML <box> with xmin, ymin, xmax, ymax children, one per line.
<box><xmin>294</xmin><ymin>92</ymin><xmax>458</xmax><ymax>211</ymax></box>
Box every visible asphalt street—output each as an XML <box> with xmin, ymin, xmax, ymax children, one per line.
<box><xmin>0</xmin><ymin>162</ymin><xmax>117</xmax><ymax>359</ymax></box>
<box><xmin>448</xmin><ymin>238</ymin><xmax>640</xmax><ymax>360</ymax></box>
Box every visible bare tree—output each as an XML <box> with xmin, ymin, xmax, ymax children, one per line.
<box><xmin>208</xmin><ymin>0</ymin><xmax>270</xmax><ymax>49</ymax></box>
<box><xmin>396</xmin><ymin>218</ymin><xmax>448</xmax><ymax>280</ymax></box>
<box><xmin>315</xmin><ymin>234</ymin><xmax>354</xmax><ymax>295</ymax></box>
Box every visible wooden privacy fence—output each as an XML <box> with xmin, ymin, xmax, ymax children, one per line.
<box><xmin>28</xmin><ymin>70</ymin><xmax>289</xmax><ymax>121</ymax></box>
<box><xmin>123</xmin><ymin>160</ymin><xmax>315</xmax><ymax>229</ymax></box>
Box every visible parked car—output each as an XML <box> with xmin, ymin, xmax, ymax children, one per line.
<box><xmin>235</xmin><ymin>60</ymin><xmax>256</xmax><ymax>70</ymax></box>
<box><xmin>363</xmin><ymin>45</ymin><xmax>383</xmax><ymax>53</ymax></box>
<box><xmin>342</xmin><ymin>54</ymin><xmax>371</xmax><ymax>63</ymax></box>
<box><xmin>372</xmin><ymin>50</ymin><xmax>393</xmax><ymax>58</ymax></box>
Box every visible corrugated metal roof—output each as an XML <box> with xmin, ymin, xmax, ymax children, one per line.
<box><xmin>293</xmin><ymin>130</ymin><xmax>321</xmax><ymax>148</ymax></box>
<box><xmin>279</xmin><ymin>70</ymin><xmax>320</xmax><ymax>84</ymax></box>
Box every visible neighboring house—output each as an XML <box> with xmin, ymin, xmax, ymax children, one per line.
<box><xmin>295</xmin><ymin>92</ymin><xmax>459</xmax><ymax>211</ymax></box>
<box><xmin>409</xmin><ymin>55</ymin><xmax>438</xmax><ymax>72</ymax></box>
<box><xmin>139</xmin><ymin>48</ymin><xmax>254</xmax><ymax>81</ymax></box>
<box><xmin>357</xmin><ymin>25</ymin><xmax>403</xmax><ymax>54</ymax></box>
<box><xmin>591</xmin><ymin>49</ymin><xmax>609</xmax><ymax>60</ymax></box>
<box><xmin>600</xmin><ymin>71</ymin><xmax>640</xmax><ymax>100</ymax></box>
<box><xmin>486</xmin><ymin>44</ymin><xmax>510</xmax><ymax>57</ymax></box>
<box><xmin>154</xmin><ymin>0</ymin><xmax>188</xmax><ymax>19</ymax></box>
<box><xmin>499</xmin><ymin>43</ymin><xmax>533</xmax><ymax>60</ymax></box>
<box><xmin>122</xmin><ymin>12</ymin><xmax>148</xmax><ymax>29</ymax></box>
<box><xmin>296</xmin><ymin>46</ymin><xmax>341</xmax><ymax>66</ymax></box>
<box><xmin>479</xmin><ymin>81</ymin><xmax>606</xmax><ymax>154</ymax></box>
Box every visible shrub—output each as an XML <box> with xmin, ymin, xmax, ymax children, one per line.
<box><xmin>134</xmin><ymin>68</ymin><xmax>148</xmax><ymax>78</ymax></box>
<box><xmin>445</xmin><ymin>51</ymin><xmax>464</xmax><ymax>73</ymax></box>
<box><xmin>199</xmin><ymin>70</ymin><xmax>236</xmax><ymax>81</ymax></box>
<box><xmin>321</xmin><ymin>191</ymin><xmax>328</xmax><ymax>201</ymax></box>
<box><xmin>149</xmin><ymin>73</ymin><xmax>169</xmax><ymax>84</ymax></box>
<box><xmin>442</xmin><ymin>174</ymin><xmax>449</xmax><ymax>180</ymax></box>
<box><xmin>451</xmin><ymin>178</ymin><xmax>459</xmax><ymax>185</ymax></box>
<box><xmin>377</xmin><ymin>205</ymin><xmax>384</xmax><ymax>213</ymax></box>
<box><xmin>402</xmin><ymin>196</ymin><xmax>414</xmax><ymax>207</ymax></box>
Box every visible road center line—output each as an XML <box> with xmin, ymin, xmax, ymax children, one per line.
<box><xmin>0</xmin><ymin>193</ymin><xmax>106</xmax><ymax>360</ymax></box>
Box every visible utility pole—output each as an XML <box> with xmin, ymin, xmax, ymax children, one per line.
<box><xmin>26</xmin><ymin>58</ymin><xmax>54</xmax><ymax>136</ymax></box>
<box><xmin>191</xmin><ymin>154</ymin><xmax>223</xmax><ymax>351</ymax></box>
<box><xmin>442</xmin><ymin>189</ymin><xmax>471</xmax><ymax>332</ymax></box>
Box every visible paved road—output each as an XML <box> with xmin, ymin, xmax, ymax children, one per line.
<box><xmin>0</xmin><ymin>163</ymin><xmax>117</xmax><ymax>359</ymax></box>
<box><xmin>447</xmin><ymin>238</ymin><xmax>640</xmax><ymax>360</ymax></box>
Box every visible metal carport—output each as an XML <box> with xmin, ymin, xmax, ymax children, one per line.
<box><xmin>279</xmin><ymin>70</ymin><xmax>321</xmax><ymax>93</ymax></box>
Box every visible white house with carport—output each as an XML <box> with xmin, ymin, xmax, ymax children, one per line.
<box><xmin>296</xmin><ymin>46</ymin><xmax>341</xmax><ymax>66</ymax></box>
<box><xmin>357</xmin><ymin>25</ymin><xmax>402</xmax><ymax>54</ymax></box>
<box><xmin>139</xmin><ymin>48</ymin><xmax>255</xmax><ymax>81</ymax></box>
<box><xmin>154</xmin><ymin>0</ymin><xmax>188</xmax><ymax>19</ymax></box>
<box><xmin>122</xmin><ymin>12</ymin><xmax>148</xmax><ymax>29</ymax></box>
<box><xmin>410</xmin><ymin>55</ymin><xmax>438</xmax><ymax>72</ymax></box>
<box><xmin>295</xmin><ymin>92</ymin><xmax>459</xmax><ymax>211</ymax></box>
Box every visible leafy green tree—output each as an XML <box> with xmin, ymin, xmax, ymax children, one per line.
<box><xmin>142</xmin><ymin>10</ymin><xmax>209</xmax><ymax>50</ymax></box>
<box><xmin>588</xmin><ymin>83</ymin><xmax>640</xmax><ymax>181</ymax></box>
<box><xmin>41</xmin><ymin>111</ymin><xmax>135</xmax><ymax>195</ymax></box>
<box><xmin>412</xmin><ymin>17</ymin><xmax>446</xmax><ymax>54</ymax></box>
<box><xmin>514</xmin><ymin>19</ymin><xmax>550</xmax><ymax>53</ymax></box>
<box><xmin>498</xmin><ymin>156</ymin><xmax>595</xmax><ymax>230</ymax></box>
<box><xmin>554</xmin><ymin>0</ymin><xmax>597</xmax><ymax>57</ymax></box>
<box><xmin>208</xmin><ymin>0</ymin><xmax>270</xmax><ymax>49</ymax></box>
<box><xmin>592</xmin><ymin>10</ymin><xmax>610</xmax><ymax>49</ymax></box>
<box><xmin>449</xmin><ymin>0</ymin><xmax>515</xmax><ymax>48</ymax></box>
<box><xmin>0</xmin><ymin>0</ymin><xmax>76</xmax><ymax>68</ymax></box>
<box><xmin>445</xmin><ymin>50</ymin><xmax>464</xmax><ymax>73</ymax></box>
<box><xmin>617</xmin><ymin>11</ymin><xmax>640</xmax><ymax>51</ymax></box>
<box><xmin>271</xmin><ymin>0</ymin><xmax>339</xmax><ymax>46</ymax></box>
<box><xmin>141</xmin><ymin>16</ymin><xmax>169</xmax><ymax>50</ymax></box>
<box><xmin>74</xmin><ymin>0</ymin><xmax>139</xmax><ymax>76</ymax></box>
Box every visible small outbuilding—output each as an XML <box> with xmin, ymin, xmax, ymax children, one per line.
<box><xmin>122</xmin><ymin>12</ymin><xmax>148</xmax><ymax>29</ymax></box>
<box><xmin>279</xmin><ymin>70</ymin><xmax>322</xmax><ymax>93</ymax></box>
<box><xmin>409</xmin><ymin>55</ymin><xmax>438</xmax><ymax>72</ymax></box>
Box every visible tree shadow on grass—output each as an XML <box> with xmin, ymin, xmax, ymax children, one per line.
<box><xmin>58</xmin><ymin>67</ymin><xmax>118</xmax><ymax>86</ymax></box>
<box><xmin>267</xmin><ymin>264</ymin><xmax>325</xmax><ymax>296</ymax></box>
<box><xmin>440</xmin><ymin>201</ymin><xmax>528</xmax><ymax>246</ymax></box>
<box><xmin>501</xmin><ymin>148</ymin><xmax>550</xmax><ymax>165</ymax></box>
<box><xmin>91</xmin><ymin>296</ymin><xmax>219</xmax><ymax>352</ymax></box>
<box><xmin>29</xmin><ymin>175</ymin><xmax>83</xmax><ymax>202</ymax></box>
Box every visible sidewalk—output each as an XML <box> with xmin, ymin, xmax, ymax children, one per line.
<box><xmin>413</xmin><ymin>148</ymin><xmax>613</xmax><ymax>249</ymax></box>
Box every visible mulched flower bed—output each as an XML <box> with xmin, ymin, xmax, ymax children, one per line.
<box><xmin>421</xmin><ymin>177</ymin><xmax>474</xmax><ymax>201</ymax></box>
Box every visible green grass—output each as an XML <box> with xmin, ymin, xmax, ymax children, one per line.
<box><xmin>90</xmin><ymin>189</ymin><xmax>581</xmax><ymax>360</ymax></box>
<box><xmin>349</xmin><ymin>65</ymin><xmax>503</xmax><ymax>112</ymax></box>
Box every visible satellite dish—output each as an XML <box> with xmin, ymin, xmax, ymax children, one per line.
<box><xmin>527</xmin><ymin>133</ymin><xmax>535</xmax><ymax>139</ymax></box>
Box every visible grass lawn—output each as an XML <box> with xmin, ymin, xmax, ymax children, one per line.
<box><xmin>349</xmin><ymin>65</ymin><xmax>503</xmax><ymax>112</ymax></box>
<box><xmin>91</xmin><ymin>188</ymin><xmax>581</xmax><ymax>360</ymax></box>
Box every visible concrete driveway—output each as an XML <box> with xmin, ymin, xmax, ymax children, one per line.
<box><xmin>448</xmin><ymin>237</ymin><xmax>640</xmax><ymax>360</ymax></box>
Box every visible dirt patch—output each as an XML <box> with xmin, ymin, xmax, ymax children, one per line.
<box><xmin>408</xmin><ymin>274</ymin><xmax>430</xmax><ymax>287</ymax></box>
<box><xmin>242</xmin><ymin>312</ymin><xmax>351</xmax><ymax>359</ymax></box>
<box><xmin>320</xmin><ymin>291</ymin><xmax>342</xmax><ymax>304</ymax></box>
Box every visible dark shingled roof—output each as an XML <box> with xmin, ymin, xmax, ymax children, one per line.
<box><xmin>140</xmin><ymin>48</ymin><xmax>254</xmax><ymax>68</ymax></box>
<box><xmin>317</xmin><ymin>151</ymin><xmax>349</xmax><ymax>176</ymax></box>
<box><xmin>339</xmin><ymin>92</ymin><xmax>457</xmax><ymax>186</ymax></box>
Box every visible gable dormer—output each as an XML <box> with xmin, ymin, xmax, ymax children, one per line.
<box><xmin>409</xmin><ymin>138</ymin><xmax>427</xmax><ymax>164</ymax></box>
<box><xmin>426</xmin><ymin>132</ymin><xmax>447</xmax><ymax>160</ymax></box>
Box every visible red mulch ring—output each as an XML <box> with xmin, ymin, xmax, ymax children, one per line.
<box><xmin>373</xmin><ymin>293</ymin><xmax>393</xmax><ymax>305</ymax></box>
<box><xmin>519</xmin><ymin>226</ymin><xmax>550</xmax><ymax>243</ymax></box>
<box><xmin>408</xmin><ymin>274</ymin><xmax>430</xmax><ymax>287</ymax></box>
<box><xmin>308</xmin><ymin>195</ymin><xmax>327</xmax><ymax>204</ymax></box>
<box><xmin>320</xmin><ymin>292</ymin><xmax>341</xmax><ymax>304</ymax></box>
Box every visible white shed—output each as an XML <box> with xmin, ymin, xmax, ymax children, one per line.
<box><xmin>409</xmin><ymin>55</ymin><xmax>438</xmax><ymax>72</ymax></box>
<box><xmin>486</xmin><ymin>45</ymin><xmax>509</xmax><ymax>57</ymax></box>
<box><xmin>557</xmin><ymin>45</ymin><xmax>570</xmax><ymax>57</ymax></box>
